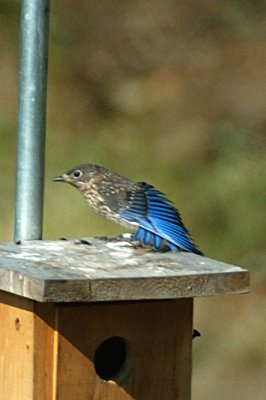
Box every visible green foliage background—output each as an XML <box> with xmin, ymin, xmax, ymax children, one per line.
<box><xmin>0</xmin><ymin>1</ymin><xmax>265</xmax><ymax>399</ymax></box>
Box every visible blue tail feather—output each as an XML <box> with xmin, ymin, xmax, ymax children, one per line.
<box><xmin>135</xmin><ymin>227</ymin><xmax>145</xmax><ymax>241</ymax></box>
<box><xmin>153</xmin><ymin>234</ymin><xmax>163</xmax><ymax>249</ymax></box>
<box><xmin>143</xmin><ymin>230</ymin><xmax>152</xmax><ymax>245</ymax></box>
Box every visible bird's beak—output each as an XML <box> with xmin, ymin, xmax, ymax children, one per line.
<box><xmin>53</xmin><ymin>174</ymin><xmax>67</xmax><ymax>182</ymax></box>
<box><xmin>53</xmin><ymin>173</ymin><xmax>78</xmax><ymax>187</ymax></box>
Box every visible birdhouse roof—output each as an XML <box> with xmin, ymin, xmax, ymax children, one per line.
<box><xmin>0</xmin><ymin>237</ymin><xmax>249</xmax><ymax>302</ymax></box>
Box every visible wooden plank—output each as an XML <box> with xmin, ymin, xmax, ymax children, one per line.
<box><xmin>56</xmin><ymin>299</ymin><xmax>193</xmax><ymax>400</ymax></box>
<box><xmin>0</xmin><ymin>291</ymin><xmax>34</xmax><ymax>400</ymax></box>
<box><xmin>33</xmin><ymin>302</ymin><xmax>57</xmax><ymax>400</ymax></box>
<box><xmin>0</xmin><ymin>291</ymin><xmax>57</xmax><ymax>400</ymax></box>
<box><xmin>0</xmin><ymin>237</ymin><xmax>249</xmax><ymax>302</ymax></box>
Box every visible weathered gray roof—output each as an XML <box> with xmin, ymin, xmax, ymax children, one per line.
<box><xmin>0</xmin><ymin>237</ymin><xmax>249</xmax><ymax>302</ymax></box>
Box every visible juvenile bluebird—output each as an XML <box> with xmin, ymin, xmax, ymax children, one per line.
<box><xmin>53</xmin><ymin>164</ymin><xmax>202</xmax><ymax>255</ymax></box>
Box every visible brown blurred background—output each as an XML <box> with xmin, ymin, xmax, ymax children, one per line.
<box><xmin>0</xmin><ymin>1</ymin><xmax>265</xmax><ymax>399</ymax></box>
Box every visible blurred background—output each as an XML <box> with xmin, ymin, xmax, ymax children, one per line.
<box><xmin>0</xmin><ymin>0</ymin><xmax>265</xmax><ymax>398</ymax></box>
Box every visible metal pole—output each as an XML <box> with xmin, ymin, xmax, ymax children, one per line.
<box><xmin>14</xmin><ymin>0</ymin><xmax>50</xmax><ymax>241</ymax></box>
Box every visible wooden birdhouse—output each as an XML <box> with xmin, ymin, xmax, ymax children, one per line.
<box><xmin>2</xmin><ymin>2</ymin><xmax>249</xmax><ymax>399</ymax></box>
<box><xmin>0</xmin><ymin>237</ymin><xmax>249</xmax><ymax>400</ymax></box>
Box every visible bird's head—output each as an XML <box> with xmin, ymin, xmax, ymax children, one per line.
<box><xmin>53</xmin><ymin>164</ymin><xmax>102</xmax><ymax>189</ymax></box>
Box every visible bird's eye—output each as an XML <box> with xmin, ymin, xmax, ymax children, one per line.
<box><xmin>72</xmin><ymin>170</ymin><xmax>83</xmax><ymax>179</ymax></box>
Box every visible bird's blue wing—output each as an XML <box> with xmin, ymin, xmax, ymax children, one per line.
<box><xmin>121</xmin><ymin>183</ymin><xmax>202</xmax><ymax>255</ymax></box>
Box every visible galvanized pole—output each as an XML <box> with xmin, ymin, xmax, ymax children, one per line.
<box><xmin>14</xmin><ymin>0</ymin><xmax>50</xmax><ymax>241</ymax></box>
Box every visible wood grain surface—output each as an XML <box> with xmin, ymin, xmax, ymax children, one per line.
<box><xmin>0</xmin><ymin>237</ymin><xmax>249</xmax><ymax>302</ymax></box>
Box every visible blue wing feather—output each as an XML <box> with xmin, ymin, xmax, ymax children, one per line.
<box><xmin>121</xmin><ymin>183</ymin><xmax>202</xmax><ymax>255</ymax></box>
